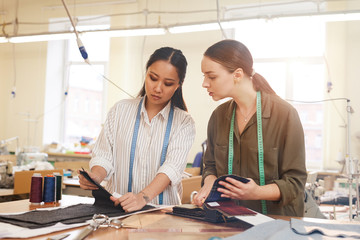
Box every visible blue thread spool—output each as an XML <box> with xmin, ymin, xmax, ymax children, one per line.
<box><xmin>29</xmin><ymin>173</ymin><xmax>43</xmax><ymax>205</ymax></box>
<box><xmin>53</xmin><ymin>172</ymin><xmax>62</xmax><ymax>202</ymax></box>
<box><xmin>43</xmin><ymin>174</ymin><xmax>56</xmax><ymax>205</ymax></box>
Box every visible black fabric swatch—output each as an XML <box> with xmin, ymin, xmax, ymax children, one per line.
<box><xmin>0</xmin><ymin>171</ymin><xmax>155</xmax><ymax>229</ymax></box>
<box><xmin>0</xmin><ymin>203</ymin><xmax>155</xmax><ymax>229</ymax></box>
<box><xmin>79</xmin><ymin>169</ymin><xmax>112</xmax><ymax>200</ymax></box>
<box><xmin>169</xmin><ymin>204</ymin><xmax>239</xmax><ymax>223</ymax></box>
<box><xmin>79</xmin><ymin>169</ymin><xmax>120</xmax><ymax>207</ymax></box>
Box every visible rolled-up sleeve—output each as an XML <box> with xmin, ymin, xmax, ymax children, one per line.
<box><xmin>273</xmin><ymin>107</ymin><xmax>307</xmax><ymax>206</ymax></box>
<box><xmin>201</xmin><ymin>111</ymin><xmax>218</xmax><ymax>185</ymax></box>
<box><xmin>89</xmin><ymin>106</ymin><xmax>116</xmax><ymax>180</ymax></box>
<box><xmin>157</xmin><ymin>113</ymin><xmax>196</xmax><ymax>186</ymax></box>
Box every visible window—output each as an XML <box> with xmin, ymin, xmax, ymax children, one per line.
<box><xmin>235</xmin><ymin>18</ymin><xmax>326</xmax><ymax>170</ymax></box>
<box><xmin>63</xmin><ymin>34</ymin><xmax>109</xmax><ymax>147</ymax></box>
<box><xmin>43</xmin><ymin>19</ymin><xmax>110</xmax><ymax>150</ymax></box>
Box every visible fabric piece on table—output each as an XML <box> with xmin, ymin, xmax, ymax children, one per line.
<box><xmin>0</xmin><ymin>203</ymin><xmax>154</xmax><ymax>229</ymax></box>
<box><xmin>224</xmin><ymin>219</ymin><xmax>358</xmax><ymax>240</ymax></box>
<box><xmin>290</xmin><ymin>218</ymin><xmax>360</xmax><ymax>239</ymax></box>
<box><xmin>205</xmin><ymin>200</ymin><xmax>256</xmax><ymax>216</ymax></box>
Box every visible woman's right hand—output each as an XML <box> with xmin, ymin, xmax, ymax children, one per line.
<box><xmin>77</xmin><ymin>169</ymin><xmax>101</xmax><ymax>190</ymax></box>
<box><xmin>192</xmin><ymin>175</ymin><xmax>217</xmax><ymax>206</ymax></box>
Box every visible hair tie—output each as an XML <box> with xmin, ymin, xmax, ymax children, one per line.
<box><xmin>250</xmin><ymin>69</ymin><xmax>256</xmax><ymax>79</ymax></box>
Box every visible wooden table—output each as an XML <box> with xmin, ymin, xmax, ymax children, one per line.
<box><xmin>1</xmin><ymin>195</ymin><xmax>355</xmax><ymax>240</ymax></box>
<box><xmin>0</xmin><ymin>195</ymin><xmax>252</xmax><ymax>240</ymax></box>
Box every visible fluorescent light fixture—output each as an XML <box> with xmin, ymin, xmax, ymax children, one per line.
<box><xmin>1</xmin><ymin>11</ymin><xmax>360</xmax><ymax>44</ymax></box>
<box><xmin>168</xmin><ymin>23</ymin><xmax>220</xmax><ymax>34</ymax></box>
<box><xmin>0</xmin><ymin>37</ymin><xmax>7</xmax><ymax>43</ymax></box>
<box><xmin>5</xmin><ymin>27</ymin><xmax>165</xmax><ymax>44</ymax></box>
<box><xmin>101</xmin><ymin>27</ymin><xmax>166</xmax><ymax>37</ymax></box>
<box><xmin>82</xmin><ymin>28</ymin><xmax>165</xmax><ymax>38</ymax></box>
<box><xmin>272</xmin><ymin>12</ymin><xmax>360</xmax><ymax>23</ymax></box>
<box><xmin>72</xmin><ymin>24</ymin><xmax>110</xmax><ymax>31</ymax></box>
<box><xmin>9</xmin><ymin>32</ymin><xmax>74</xmax><ymax>43</ymax></box>
<box><xmin>312</xmin><ymin>12</ymin><xmax>360</xmax><ymax>22</ymax></box>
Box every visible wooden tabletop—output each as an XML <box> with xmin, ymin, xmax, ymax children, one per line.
<box><xmin>0</xmin><ymin>195</ymin><xmax>252</xmax><ymax>240</ymax></box>
<box><xmin>2</xmin><ymin>195</ymin><xmax>354</xmax><ymax>240</ymax></box>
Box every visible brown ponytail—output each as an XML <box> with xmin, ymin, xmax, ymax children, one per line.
<box><xmin>204</xmin><ymin>39</ymin><xmax>276</xmax><ymax>95</ymax></box>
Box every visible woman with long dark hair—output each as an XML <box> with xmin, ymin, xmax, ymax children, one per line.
<box><xmin>79</xmin><ymin>47</ymin><xmax>195</xmax><ymax>212</ymax></box>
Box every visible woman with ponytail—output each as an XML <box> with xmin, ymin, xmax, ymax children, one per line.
<box><xmin>193</xmin><ymin>39</ymin><xmax>307</xmax><ymax>217</ymax></box>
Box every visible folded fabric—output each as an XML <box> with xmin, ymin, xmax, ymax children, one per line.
<box><xmin>320</xmin><ymin>190</ymin><xmax>358</xmax><ymax>206</ymax></box>
<box><xmin>290</xmin><ymin>218</ymin><xmax>360</xmax><ymax>239</ymax></box>
<box><xmin>205</xmin><ymin>175</ymin><xmax>249</xmax><ymax>202</ymax></box>
<box><xmin>169</xmin><ymin>204</ymin><xmax>239</xmax><ymax>223</ymax></box>
<box><xmin>205</xmin><ymin>200</ymin><xmax>256</xmax><ymax>217</ymax></box>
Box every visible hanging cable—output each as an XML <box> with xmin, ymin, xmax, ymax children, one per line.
<box><xmin>60</xmin><ymin>0</ymin><xmax>134</xmax><ymax>98</ymax></box>
<box><xmin>286</xmin><ymin>97</ymin><xmax>350</xmax><ymax>104</ymax></box>
<box><xmin>11</xmin><ymin>43</ymin><xmax>16</xmax><ymax>98</ymax></box>
<box><xmin>13</xmin><ymin>0</ymin><xmax>19</xmax><ymax>35</ymax></box>
<box><xmin>87</xmin><ymin>62</ymin><xmax>135</xmax><ymax>98</ymax></box>
<box><xmin>286</xmin><ymin>97</ymin><xmax>349</xmax><ymax>125</ymax></box>
<box><xmin>322</xmin><ymin>54</ymin><xmax>350</xmax><ymax>125</ymax></box>
<box><xmin>216</xmin><ymin>0</ymin><xmax>227</xmax><ymax>39</ymax></box>
<box><xmin>10</xmin><ymin>0</ymin><xmax>19</xmax><ymax>98</ymax></box>
<box><xmin>61</xmin><ymin>0</ymin><xmax>88</xmax><ymax>63</ymax></box>
<box><xmin>141</xmin><ymin>0</ymin><xmax>149</xmax><ymax>82</ymax></box>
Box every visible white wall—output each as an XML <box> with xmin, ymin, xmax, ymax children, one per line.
<box><xmin>346</xmin><ymin>21</ymin><xmax>360</xmax><ymax>164</ymax></box>
<box><xmin>0</xmin><ymin>43</ymin><xmax>48</xmax><ymax>151</ymax></box>
<box><xmin>107</xmin><ymin>31</ymin><xmax>224</xmax><ymax>162</ymax></box>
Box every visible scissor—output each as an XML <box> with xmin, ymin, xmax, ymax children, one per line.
<box><xmin>72</xmin><ymin>214</ymin><xmax>124</xmax><ymax>239</ymax></box>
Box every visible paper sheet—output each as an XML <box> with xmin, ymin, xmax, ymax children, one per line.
<box><xmin>235</xmin><ymin>210</ymin><xmax>274</xmax><ymax>226</ymax></box>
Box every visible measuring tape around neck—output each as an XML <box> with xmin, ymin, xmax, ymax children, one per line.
<box><xmin>128</xmin><ymin>97</ymin><xmax>174</xmax><ymax>204</ymax></box>
<box><xmin>228</xmin><ymin>91</ymin><xmax>267</xmax><ymax>214</ymax></box>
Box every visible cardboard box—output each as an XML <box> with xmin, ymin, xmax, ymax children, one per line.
<box><xmin>13</xmin><ymin>169</ymin><xmax>63</xmax><ymax>194</ymax></box>
<box><xmin>184</xmin><ymin>167</ymin><xmax>201</xmax><ymax>176</ymax></box>
<box><xmin>181</xmin><ymin>175</ymin><xmax>202</xmax><ymax>204</ymax></box>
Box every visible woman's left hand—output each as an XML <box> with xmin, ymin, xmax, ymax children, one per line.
<box><xmin>110</xmin><ymin>192</ymin><xmax>146</xmax><ymax>212</ymax></box>
<box><xmin>217</xmin><ymin>177</ymin><xmax>261</xmax><ymax>201</ymax></box>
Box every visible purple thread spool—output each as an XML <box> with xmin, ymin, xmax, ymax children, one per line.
<box><xmin>29</xmin><ymin>173</ymin><xmax>43</xmax><ymax>205</ymax></box>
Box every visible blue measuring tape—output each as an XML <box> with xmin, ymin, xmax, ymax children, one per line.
<box><xmin>128</xmin><ymin>97</ymin><xmax>174</xmax><ymax>204</ymax></box>
<box><xmin>228</xmin><ymin>91</ymin><xmax>267</xmax><ymax>214</ymax></box>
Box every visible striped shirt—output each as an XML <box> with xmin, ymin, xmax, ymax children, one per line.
<box><xmin>90</xmin><ymin>97</ymin><xmax>196</xmax><ymax>205</ymax></box>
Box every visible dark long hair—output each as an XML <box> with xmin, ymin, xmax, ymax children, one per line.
<box><xmin>204</xmin><ymin>39</ymin><xmax>275</xmax><ymax>94</ymax></box>
<box><xmin>138</xmin><ymin>47</ymin><xmax>188</xmax><ymax>111</ymax></box>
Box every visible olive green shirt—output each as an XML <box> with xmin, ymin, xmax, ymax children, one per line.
<box><xmin>202</xmin><ymin>92</ymin><xmax>307</xmax><ymax>217</ymax></box>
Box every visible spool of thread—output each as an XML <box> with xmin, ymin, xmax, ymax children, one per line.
<box><xmin>43</xmin><ymin>174</ymin><xmax>56</xmax><ymax>204</ymax></box>
<box><xmin>29</xmin><ymin>173</ymin><xmax>43</xmax><ymax>205</ymax></box>
<box><xmin>53</xmin><ymin>172</ymin><xmax>62</xmax><ymax>202</ymax></box>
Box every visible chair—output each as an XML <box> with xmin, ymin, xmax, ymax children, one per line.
<box><xmin>191</xmin><ymin>140</ymin><xmax>207</xmax><ymax>174</ymax></box>
<box><xmin>192</xmin><ymin>152</ymin><xmax>203</xmax><ymax>168</ymax></box>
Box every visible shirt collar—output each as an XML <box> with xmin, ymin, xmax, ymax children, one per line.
<box><xmin>140</xmin><ymin>96</ymin><xmax>172</xmax><ymax>121</ymax></box>
<box><xmin>226</xmin><ymin>91</ymin><xmax>271</xmax><ymax>120</ymax></box>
